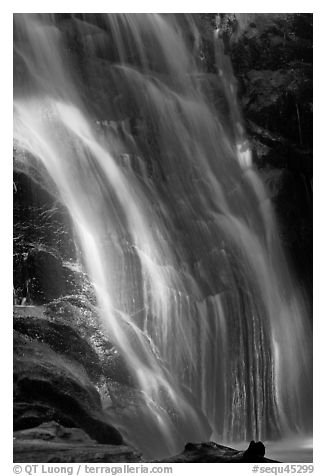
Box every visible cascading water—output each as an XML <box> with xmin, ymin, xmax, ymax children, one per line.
<box><xmin>13</xmin><ymin>13</ymin><xmax>312</xmax><ymax>459</ymax></box>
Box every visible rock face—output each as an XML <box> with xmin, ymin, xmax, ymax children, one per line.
<box><xmin>14</xmin><ymin>329</ymin><xmax>123</xmax><ymax>445</ymax></box>
<box><xmin>13</xmin><ymin>302</ymin><xmax>155</xmax><ymax>459</ymax></box>
<box><xmin>13</xmin><ymin>293</ymin><xmax>148</xmax><ymax>453</ymax></box>
<box><xmin>13</xmin><ymin>169</ymin><xmax>95</xmax><ymax>306</ymax></box>
<box><xmin>13</xmin><ymin>313</ymin><xmax>103</xmax><ymax>382</ymax></box>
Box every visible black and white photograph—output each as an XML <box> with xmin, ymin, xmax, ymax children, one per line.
<box><xmin>11</xmin><ymin>7</ymin><xmax>314</xmax><ymax>469</ymax></box>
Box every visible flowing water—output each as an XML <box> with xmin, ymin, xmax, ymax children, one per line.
<box><xmin>13</xmin><ymin>13</ymin><xmax>312</xmax><ymax>459</ymax></box>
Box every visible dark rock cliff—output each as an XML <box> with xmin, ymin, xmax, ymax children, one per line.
<box><xmin>198</xmin><ymin>13</ymin><xmax>312</xmax><ymax>299</ymax></box>
<box><xmin>224</xmin><ymin>14</ymin><xmax>312</xmax><ymax>299</ymax></box>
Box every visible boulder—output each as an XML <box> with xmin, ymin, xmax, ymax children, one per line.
<box><xmin>243</xmin><ymin>440</ymin><xmax>266</xmax><ymax>461</ymax></box>
<box><xmin>157</xmin><ymin>440</ymin><xmax>276</xmax><ymax>463</ymax></box>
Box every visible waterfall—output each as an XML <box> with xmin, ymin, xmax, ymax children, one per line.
<box><xmin>13</xmin><ymin>13</ymin><xmax>312</xmax><ymax>458</ymax></box>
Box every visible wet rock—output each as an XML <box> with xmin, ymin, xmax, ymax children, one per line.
<box><xmin>157</xmin><ymin>440</ymin><xmax>276</xmax><ymax>463</ymax></box>
<box><xmin>13</xmin><ymin>422</ymin><xmax>143</xmax><ymax>463</ymax></box>
<box><xmin>14</xmin><ymin>421</ymin><xmax>95</xmax><ymax>443</ymax></box>
<box><xmin>61</xmin><ymin>263</ymin><xmax>96</xmax><ymax>303</ymax></box>
<box><xmin>24</xmin><ymin>249</ymin><xmax>66</xmax><ymax>304</ymax></box>
<box><xmin>13</xmin><ymin>169</ymin><xmax>75</xmax><ymax>255</ymax></box>
<box><xmin>13</xmin><ymin>169</ymin><xmax>77</xmax><ymax>303</ymax></box>
<box><xmin>13</xmin><ymin>312</ymin><xmax>103</xmax><ymax>382</ymax></box>
<box><xmin>13</xmin><ymin>301</ymin><xmax>137</xmax><ymax>451</ymax></box>
<box><xmin>45</xmin><ymin>302</ymin><xmax>134</xmax><ymax>386</ymax></box>
<box><xmin>14</xmin><ymin>331</ymin><xmax>123</xmax><ymax>445</ymax></box>
<box><xmin>13</xmin><ymin>156</ymin><xmax>93</xmax><ymax>304</ymax></box>
<box><xmin>44</xmin><ymin>298</ymin><xmax>133</xmax><ymax>386</ymax></box>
